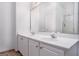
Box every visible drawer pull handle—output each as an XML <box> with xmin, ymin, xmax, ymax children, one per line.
<box><xmin>40</xmin><ymin>47</ymin><xmax>43</xmax><ymax>49</ymax></box>
<box><xmin>35</xmin><ymin>46</ymin><xmax>39</xmax><ymax>48</ymax></box>
<box><xmin>21</xmin><ymin>38</ymin><xmax>23</xmax><ymax>40</ymax></box>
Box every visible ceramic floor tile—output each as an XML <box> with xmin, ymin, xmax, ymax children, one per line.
<box><xmin>0</xmin><ymin>50</ymin><xmax>21</xmax><ymax>56</ymax></box>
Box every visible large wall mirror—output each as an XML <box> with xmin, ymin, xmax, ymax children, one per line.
<box><xmin>30</xmin><ymin>2</ymin><xmax>79</xmax><ymax>34</ymax></box>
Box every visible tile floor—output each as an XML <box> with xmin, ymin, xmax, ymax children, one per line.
<box><xmin>0</xmin><ymin>50</ymin><xmax>21</xmax><ymax>56</ymax></box>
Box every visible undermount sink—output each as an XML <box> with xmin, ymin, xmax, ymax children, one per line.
<box><xmin>33</xmin><ymin>34</ymin><xmax>51</xmax><ymax>38</ymax></box>
<box><xmin>32</xmin><ymin>33</ymin><xmax>78</xmax><ymax>47</ymax></box>
<box><xmin>41</xmin><ymin>36</ymin><xmax>78</xmax><ymax>47</ymax></box>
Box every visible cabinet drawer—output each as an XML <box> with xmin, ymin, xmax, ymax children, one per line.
<box><xmin>17</xmin><ymin>34</ymin><xmax>23</xmax><ymax>40</ymax></box>
<box><xmin>29</xmin><ymin>40</ymin><xmax>40</xmax><ymax>56</ymax></box>
<box><xmin>17</xmin><ymin>34</ymin><xmax>23</xmax><ymax>54</ymax></box>
<box><xmin>40</xmin><ymin>43</ymin><xmax>64</xmax><ymax>56</ymax></box>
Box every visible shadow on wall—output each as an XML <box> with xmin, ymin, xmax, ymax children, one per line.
<box><xmin>0</xmin><ymin>2</ymin><xmax>16</xmax><ymax>52</ymax></box>
<box><xmin>78</xmin><ymin>3</ymin><xmax>79</xmax><ymax>34</ymax></box>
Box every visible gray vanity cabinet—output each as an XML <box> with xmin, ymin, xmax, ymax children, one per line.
<box><xmin>17</xmin><ymin>35</ymin><xmax>29</xmax><ymax>56</ymax></box>
<box><xmin>40</xmin><ymin>43</ymin><xmax>64</xmax><ymax>56</ymax></box>
<box><xmin>29</xmin><ymin>40</ymin><xmax>40</xmax><ymax>56</ymax></box>
<box><xmin>77</xmin><ymin>42</ymin><xmax>79</xmax><ymax>56</ymax></box>
<box><xmin>17</xmin><ymin>35</ymin><xmax>23</xmax><ymax>55</ymax></box>
<box><xmin>17</xmin><ymin>34</ymin><xmax>77</xmax><ymax>56</ymax></box>
<box><xmin>29</xmin><ymin>39</ymin><xmax>64</xmax><ymax>56</ymax></box>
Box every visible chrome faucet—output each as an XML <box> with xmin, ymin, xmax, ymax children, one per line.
<box><xmin>31</xmin><ymin>32</ymin><xmax>35</xmax><ymax>35</ymax></box>
<box><xmin>50</xmin><ymin>32</ymin><xmax>57</xmax><ymax>38</ymax></box>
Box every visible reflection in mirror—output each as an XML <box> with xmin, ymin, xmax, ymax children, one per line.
<box><xmin>30</xmin><ymin>2</ymin><xmax>78</xmax><ymax>34</ymax></box>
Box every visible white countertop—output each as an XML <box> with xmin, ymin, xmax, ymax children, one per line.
<box><xmin>17</xmin><ymin>33</ymin><xmax>79</xmax><ymax>50</ymax></box>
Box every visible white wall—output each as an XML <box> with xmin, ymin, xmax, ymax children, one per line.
<box><xmin>56</xmin><ymin>3</ymin><xmax>64</xmax><ymax>33</ymax></box>
<box><xmin>0</xmin><ymin>2</ymin><xmax>16</xmax><ymax>52</ymax></box>
<box><xmin>31</xmin><ymin>3</ymin><xmax>40</xmax><ymax>33</ymax></box>
<box><xmin>40</xmin><ymin>2</ymin><xmax>57</xmax><ymax>32</ymax></box>
<box><xmin>74</xmin><ymin>2</ymin><xmax>78</xmax><ymax>34</ymax></box>
<box><xmin>56</xmin><ymin>2</ymin><xmax>79</xmax><ymax>34</ymax></box>
<box><xmin>16</xmin><ymin>2</ymin><xmax>30</xmax><ymax>34</ymax></box>
<box><xmin>78</xmin><ymin>3</ymin><xmax>79</xmax><ymax>34</ymax></box>
<box><xmin>31</xmin><ymin>2</ymin><xmax>57</xmax><ymax>32</ymax></box>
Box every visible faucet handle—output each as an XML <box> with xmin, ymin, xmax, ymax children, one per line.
<box><xmin>50</xmin><ymin>33</ymin><xmax>57</xmax><ymax>38</ymax></box>
<box><xmin>31</xmin><ymin>32</ymin><xmax>35</xmax><ymax>35</ymax></box>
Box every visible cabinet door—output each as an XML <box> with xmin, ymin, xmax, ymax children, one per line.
<box><xmin>78</xmin><ymin>42</ymin><xmax>79</xmax><ymax>56</ymax></box>
<box><xmin>40</xmin><ymin>47</ymin><xmax>58</xmax><ymax>56</ymax></box>
<box><xmin>22</xmin><ymin>37</ymin><xmax>29</xmax><ymax>56</ymax></box>
<box><xmin>40</xmin><ymin>43</ymin><xmax>64</xmax><ymax>56</ymax></box>
<box><xmin>78</xmin><ymin>45</ymin><xmax>79</xmax><ymax>56</ymax></box>
<box><xmin>29</xmin><ymin>40</ymin><xmax>39</xmax><ymax>56</ymax></box>
<box><xmin>17</xmin><ymin>35</ymin><xmax>23</xmax><ymax>54</ymax></box>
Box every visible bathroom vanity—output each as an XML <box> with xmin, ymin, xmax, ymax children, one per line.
<box><xmin>17</xmin><ymin>33</ymin><xmax>78</xmax><ymax>56</ymax></box>
<box><xmin>16</xmin><ymin>2</ymin><xmax>79</xmax><ymax>56</ymax></box>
